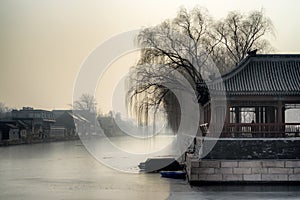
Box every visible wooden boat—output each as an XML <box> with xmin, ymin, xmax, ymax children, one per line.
<box><xmin>160</xmin><ymin>171</ymin><xmax>186</xmax><ymax>179</ymax></box>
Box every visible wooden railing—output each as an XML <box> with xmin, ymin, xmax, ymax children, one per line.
<box><xmin>200</xmin><ymin>123</ymin><xmax>300</xmax><ymax>138</ymax></box>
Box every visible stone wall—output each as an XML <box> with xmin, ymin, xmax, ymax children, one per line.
<box><xmin>200</xmin><ymin>138</ymin><xmax>300</xmax><ymax>159</ymax></box>
<box><xmin>186</xmin><ymin>154</ymin><xmax>300</xmax><ymax>183</ymax></box>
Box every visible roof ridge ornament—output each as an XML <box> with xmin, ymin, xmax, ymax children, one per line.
<box><xmin>247</xmin><ymin>49</ymin><xmax>258</xmax><ymax>56</ymax></box>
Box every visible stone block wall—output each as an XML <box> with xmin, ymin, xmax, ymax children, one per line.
<box><xmin>186</xmin><ymin>154</ymin><xmax>300</xmax><ymax>183</ymax></box>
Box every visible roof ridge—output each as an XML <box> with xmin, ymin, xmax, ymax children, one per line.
<box><xmin>219</xmin><ymin>56</ymin><xmax>252</xmax><ymax>81</ymax></box>
<box><xmin>220</xmin><ymin>54</ymin><xmax>300</xmax><ymax>80</ymax></box>
<box><xmin>252</xmin><ymin>54</ymin><xmax>300</xmax><ymax>57</ymax></box>
<box><xmin>208</xmin><ymin>54</ymin><xmax>300</xmax><ymax>96</ymax></box>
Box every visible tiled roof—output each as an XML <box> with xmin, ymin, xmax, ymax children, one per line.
<box><xmin>209</xmin><ymin>54</ymin><xmax>300</xmax><ymax>96</ymax></box>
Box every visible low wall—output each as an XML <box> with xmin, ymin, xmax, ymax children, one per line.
<box><xmin>201</xmin><ymin>138</ymin><xmax>300</xmax><ymax>159</ymax></box>
<box><xmin>186</xmin><ymin>154</ymin><xmax>300</xmax><ymax>183</ymax></box>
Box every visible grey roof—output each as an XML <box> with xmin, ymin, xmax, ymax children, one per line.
<box><xmin>209</xmin><ymin>54</ymin><xmax>300</xmax><ymax>96</ymax></box>
<box><xmin>52</xmin><ymin>110</ymin><xmax>71</xmax><ymax>118</ymax></box>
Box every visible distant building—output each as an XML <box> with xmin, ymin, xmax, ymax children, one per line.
<box><xmin>0</xmin><ymin>107</ymin><xmax>97</xmax><ymax>145</ymax></box>
<box><xmin>51</xmin><ymin>110</ymin><xmax>76</xmax><ymax>138</ymax></box>
<box><xmin>11</xmin><ymin>107</ymin><xmax>55</xmax><ymax>140</ymax></box>
<box><xmin>0</xmin><ymin>121</ymin><xmax>19</xmax><ymax>142</ymax></box>
<box><xmin>51</xmin><ymin>110</ymin><xmax>95</xmax><ymax>138</ymax></box>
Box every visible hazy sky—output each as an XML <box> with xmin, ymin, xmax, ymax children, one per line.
<box><xmin>1</xmin><ymin>0</ymin><xmax>300</xmax><ymax>113</ymax></box>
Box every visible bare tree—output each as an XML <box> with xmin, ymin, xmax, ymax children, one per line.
<box><xmin>213</xmin><ymin>9</ymin><xmax>274</xmax><ymax>72</ymax></box>
<box><xmin>73</xmin><ymin>94</ymin><xmax>97</xmax><ymax>113</ymax></box>
<box><xmin>128</xmin><ymin>7</ymin><xmax>274</xmax><ymax>131</ymax></box>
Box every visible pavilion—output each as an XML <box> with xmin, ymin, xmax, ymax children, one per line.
<box><xmin>186</xmin><ymin>54</ymin><xmax>300</xmax><ymax>183</ymax></box>
<box><xmin>203</xmin><ymin>54</ymin><xmax>300</xmax><ymax>138</ymax></box>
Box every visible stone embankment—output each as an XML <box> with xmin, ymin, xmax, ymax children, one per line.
<box><xmin>186</xmin><ymin>154</ymin><xmax>300</xmax><ymax>183</ymax></box>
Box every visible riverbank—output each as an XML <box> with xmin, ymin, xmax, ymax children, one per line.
<box><xmin>0</xmin><ymin>136</ymin><xmax>79</xmax><ymax>147</ymax></box>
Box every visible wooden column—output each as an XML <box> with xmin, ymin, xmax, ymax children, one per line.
<box><xmin>225</xmin><ymin>101</ymin><xmax>231</xmax><ymax>124</ymax></box>
<box><xmin>277</xmin><ymin>101</ymin><xmax>283</xmax><ymax>123</ymax></box>
<box><xmin>225</xmin><ymin>101</ymin><xmax>231</xmax><ymax>136</ymax></box>
<box><xmin>277</xmin><ymin>101</ymin><xmax>283</xmax><ymax>134</ymax></box>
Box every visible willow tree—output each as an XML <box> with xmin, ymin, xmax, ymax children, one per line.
<box><xmin>128</xmin><ymin>7</ymin><xmax>274</xmax><ymax>132</ymax></box>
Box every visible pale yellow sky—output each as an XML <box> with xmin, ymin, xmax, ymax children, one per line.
<box><xmin>0</xmin><ymin>0</ymin><xmax>300</xmax><ymax>113</ymax></box>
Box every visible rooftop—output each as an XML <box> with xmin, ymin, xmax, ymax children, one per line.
<box><xmin>209</xmin><ymin>54</ymin><xmax>300</xmax><ymax>96</ymax></box>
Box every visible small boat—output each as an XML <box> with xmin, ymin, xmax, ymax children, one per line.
<box><xmin>138</xmin><ymin>158</ymin><xmax>184</xmax><ymax>172</ymax></box>
<box><xmin>160</xmin><ymin>171</ymin><xmax>186</xmax><ymax>179</ymax></box>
